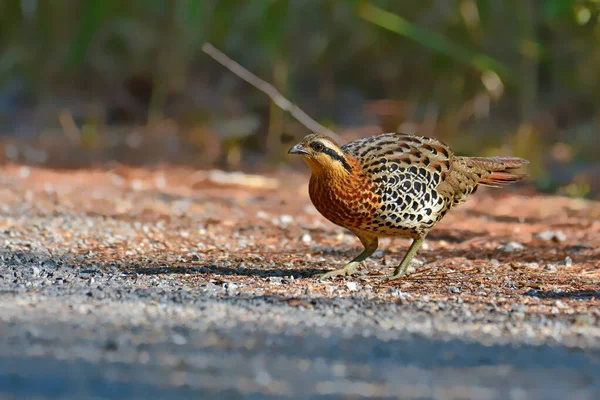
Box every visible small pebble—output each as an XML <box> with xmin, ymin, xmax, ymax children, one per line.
<box><xmin>574</xmin><ymin>314</ymin><xmax>596</xmax><ymax>326</ymax></box>
<box><xmin>345</xmin><ymin>282</ymin><xmax>359</xmax><ymax>292</ymax></box>
<box><xmin>301</xmin><ymin>233</ymin><xmax>312</xmax><ymax>244</ymax></box>
<box><xmin>154</xmin><ymin>175</ymin><xmax>166</xmax><ymax>189</ymax></box>
<box><xmin>131</xmin><ymin>180</ymin><xmax>143</xmax><ymax>191</ymax></box>
<box><xmin>497</xmin><ymin>241</ymin><xmax>525</xmax><ymax>252</ymax></box>
<box><xmin>223</xmin><ymin>282</ymin><xmax>238</xmax><ymax>294</ymax></box>
<box><xmin>172</xmin><ymin>334</ymin><xmax>187</xmax><ymax>346</ymax></box>
<box><xmin>18</xmin><ymin>166</ymin><xmax>30</xmax><ymax>178</ymax></box>
<box><xmin>42</xmin><ymin>259</ymin><xmax>57</xmax><ymax>269</ymax></box>
<box><xmin>255</xmin><ymin>370</ymin><xmax>272</xmax><ymax>386</ymax></box>
<box><xmin>536</xmin><ymin>230</ymin><xmax>567</xmax><ymax>242</ymax></box>
<box><xmin>268</xmin><ymin>277</ymin><xmax>283</xmax><ymax>285</ymax></box>
<box><xmin>525</xmin><ymin>262</ymin><xmax>539</xmax><ymax>269</ymax></box>
<box><xmin>279</xmin><ymin>215</ymin><xmax>294</xmax><ymax>225</ymax></box>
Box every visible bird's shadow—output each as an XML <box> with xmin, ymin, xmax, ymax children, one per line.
<box><xmin>0</xmin><ymin>248</ymin><xmax>328</xmax><ymax>280</ymax></box>
<box><xmin>464</xmin><ymin>209</ymin><xmax>543</xmax><ymax>225</ymax></box>
<box><xmin>425</xmin><ymin>228</ymin><xmax>482</xmax><ymax>243</ymax></box>
<box><xmin>132</xmin><ymin>264</ymin><xmax>326</xmax><ymax>279</ymax></box>
<box><xmin>524</xmin><ymin>289</ymin><xmax>600</xmax><ymax>300</ymax></box>
<box><xmin>2</xmin><ymin>248</ymin><xmax>598</xmax><ymax>305</ymax></box>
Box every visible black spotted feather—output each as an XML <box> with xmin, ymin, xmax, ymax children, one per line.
<box><xmin>340</xmin><ymin>132</ymin><xmax>528</xmax><ymax>237</ymax></box>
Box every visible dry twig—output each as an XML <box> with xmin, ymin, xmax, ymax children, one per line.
<box><xmin>202</xmin><ymin>43</ymin><xmax>341</xmax><ymax>142</ymax></box>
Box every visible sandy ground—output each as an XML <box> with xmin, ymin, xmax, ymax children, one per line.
<box><xmin>0</xmin><ymin>164</ymin><xmax>598</xmax><ymax>399</ymax></box>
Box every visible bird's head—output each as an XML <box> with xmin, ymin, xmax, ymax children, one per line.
<box><xmin>288</xmin><ymin>134</ymin><xmax>352</xmax><ymax>175</ymax></box>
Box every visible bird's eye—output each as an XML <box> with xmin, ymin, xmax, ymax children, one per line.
<box><xmin>313</xmin><ymin>142</ymin><xmax>324</xmax><ymax>151</ymax></box>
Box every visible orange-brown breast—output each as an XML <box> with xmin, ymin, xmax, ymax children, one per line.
<box><xmin>308</xmin><ymin>167</ymin><xmax>382</xmax><ymax>231</ymax></box>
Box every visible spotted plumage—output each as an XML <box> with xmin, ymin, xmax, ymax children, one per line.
<box><xmin>289</xmin><ymin>132</ymin><xmax>529</xmax><ymax>280</ymax></box>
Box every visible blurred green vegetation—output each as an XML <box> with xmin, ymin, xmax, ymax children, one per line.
<box><xmin>0</xmin><ymin>0</ymin><xmax>599</xmax><ymax>197</ymax></box>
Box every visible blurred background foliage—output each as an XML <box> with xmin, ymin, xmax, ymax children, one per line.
<box><xmin>0</xmin><ymin>0</ymin><xmax>599</xmax><ymax>197</ymax></box>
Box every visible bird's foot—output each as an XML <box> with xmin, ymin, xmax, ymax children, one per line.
<box><xmin>381</xmin><ymin>265</ymin><xmax>416</xmax><ymax>281</ymax></box>
<box><xmin>381</xmin><ymin>271</ymin><xmax>408</xmax><ymax>281</ymax></box>
<box><xmin>316</xmin><ymin>262</ymin><xmax>364</xmax><ymax>280</ymax></box>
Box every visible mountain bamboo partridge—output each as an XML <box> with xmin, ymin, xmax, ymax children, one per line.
<box><xmin>289</xmin><ymin>132</ymin><xmax>528</xmax><ymax>280</ymax></box>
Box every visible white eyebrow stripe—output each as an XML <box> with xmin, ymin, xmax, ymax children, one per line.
<box><xmin>316</xmin><ymin>138</ymin><xmax>338</xmax><ymax>150</ymax></box>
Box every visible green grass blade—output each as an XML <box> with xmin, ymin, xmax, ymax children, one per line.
<box><xmin>64</xmin><ymin>0</ymin><xmax>115</xmax><ymax>71</ymax></box>
<box><xmin>358</xmin><ymin>2</ymin><xmax>516</xmax><ymax>84</ymax></box>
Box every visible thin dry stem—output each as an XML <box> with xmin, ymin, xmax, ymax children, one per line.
<box><xmin>202</xmin><ymin>43</ymin><xmax>341</xmax><ymax>142</ymax></box>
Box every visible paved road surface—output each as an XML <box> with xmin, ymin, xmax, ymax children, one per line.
<box><xmin>1</xmin><ymin>288</ymin><xmax>599</xmax><ymax>399</ymax></box>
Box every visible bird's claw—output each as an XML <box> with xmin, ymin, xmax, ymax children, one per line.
<box><xmin>316</xmin><ymin>263</ymin><xmax>364</xmax><ymax>280</ymax></box>
<box><xmin>381</xmin><ymin>271</ymin><xmax>408</xmax><ymax>281</ymax></box>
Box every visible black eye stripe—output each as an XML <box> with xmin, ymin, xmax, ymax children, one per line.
<box><xmin>321</xmin><ymin>147</ymin><xmax>352</xmax><ymax>173</ymax></box>
<box><xmin>308</xmin><ymin>140</ymin><xmax>352</xmax><ymax>172</ymax></box>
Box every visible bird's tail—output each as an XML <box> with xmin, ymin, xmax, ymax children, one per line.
<box><xmin>462</xmin><ymin>156</ymin><xmax>529</xmax><ymax>187</ymax></box>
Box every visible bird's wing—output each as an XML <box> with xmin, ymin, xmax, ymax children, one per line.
<box><xmin>341</xmin><ymin>132</ymin><xmax>453</xmax><ymax>181</ymax></box>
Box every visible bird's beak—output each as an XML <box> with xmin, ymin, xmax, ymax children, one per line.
<box><xmin>288</xmin><ymin>143</ymin><xmax>310</xmax><ymax>155</ymax></box>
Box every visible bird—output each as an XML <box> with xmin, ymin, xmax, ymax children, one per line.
<box><xmin>288</xmin><ymin>132</ymin><xmax>528</xmax><ymax>280</ymax></box>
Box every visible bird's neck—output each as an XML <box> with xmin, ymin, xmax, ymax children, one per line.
<box><xmin>305</xmin><ymin>154</ymin><xmax>358</xmax><ymax>180</ymax></box>
<box><xmin>307</xmin><ymin>155</ymin><xmax>361</xmax><ymax>193</ymax></box>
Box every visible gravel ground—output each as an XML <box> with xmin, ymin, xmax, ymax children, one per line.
<box><xmin>0</xmin><ymin>165</ymin><xmax>599</xmax><ymax>399</ymax></box>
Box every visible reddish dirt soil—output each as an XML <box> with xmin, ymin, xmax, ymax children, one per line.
<box><xmin>1</xmin><ymin>163</ymin><xmax>598</xmax><ymax>316</ymax></box>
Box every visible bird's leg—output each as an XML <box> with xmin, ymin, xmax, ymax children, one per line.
<box><xmin>317</xmin><ymin>234</ymin><xmax>378</xmax><ymax>280</ymax></box>
<box><xmin>384</xmin><ymin>236</ymin><xmax>426</xmax><ymax>281</ymax></box>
